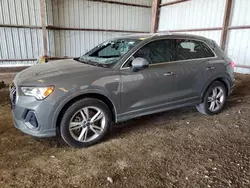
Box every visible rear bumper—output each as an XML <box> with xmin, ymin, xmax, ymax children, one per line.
<box><xmin>229</xmin><ymin>77</ymin><xmax>235</xmax><ymax>95</ymax></box>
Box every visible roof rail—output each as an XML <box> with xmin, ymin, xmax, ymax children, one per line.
<box><xmin>151</xmin><ymin>31</ymin><xmax>172</xmax><ymax>37</ymax></box>
<box><xmin>157</xmin><ymin>31</ymin><xmax>171</xmax><ymax>34</ymax></box>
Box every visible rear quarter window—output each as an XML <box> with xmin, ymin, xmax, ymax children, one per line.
<box><xmin>176</xmin><ymin>39</ymin><xmax>215</xmax><ymax>60</ymax></box>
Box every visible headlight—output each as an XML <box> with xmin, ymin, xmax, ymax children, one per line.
<box><xmin>21</xmin><ymin>86</ymin><xmax>54</xmax><ymax>100</ymax></box>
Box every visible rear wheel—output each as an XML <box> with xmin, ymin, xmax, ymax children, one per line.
<box><xmin>196</xmin><ymin>81</ymin><xmax>227</xmax><ymax>115</ymax></box>
<box><xmin>60</xmin><ymin>98</ymin><xmax>112</xmax><ymax>148</ymax></box>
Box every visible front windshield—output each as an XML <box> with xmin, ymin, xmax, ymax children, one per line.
<box><xmin>78</xmin><ymin>39</ymin><xmax>141</xmax><ymax>67</ymax></box>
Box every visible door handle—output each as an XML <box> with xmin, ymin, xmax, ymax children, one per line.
<box><xmin>206</xmin><ymin>66</ymin><xmax>215</xmax><ymax>71</ymax></box>
<box><xmin>164</xmin><ymin>72</ymin><xmax>176</xmax><ymax>76</ymax></box>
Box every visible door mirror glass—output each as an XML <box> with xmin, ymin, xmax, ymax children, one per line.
<box><xmin>131</xmin><ymin>57</ymin><xmax>149</xmax><ymax>71</ymax></box>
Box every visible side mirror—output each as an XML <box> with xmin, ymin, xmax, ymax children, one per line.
<box><xmin>131</xmin><ymin>57</ymin><xmax>149</xmax><ymax>72</ymax></box>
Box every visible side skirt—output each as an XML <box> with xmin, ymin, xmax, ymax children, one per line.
<box><xmin>116</xmin><ymin>99</ymin><xmax>200</xmax><ymax>123</ymax></box>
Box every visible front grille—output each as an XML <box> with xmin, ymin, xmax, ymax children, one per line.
<box><xmin>10</xmin><ymin>84</ymin><xmax>17</xmax><ymax>105</ymax></box>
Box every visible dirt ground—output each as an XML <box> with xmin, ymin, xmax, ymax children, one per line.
<box><xmin>0</xmin><ymin>74</ymin><xmax>249</xmax><ymax>188</ymax></box>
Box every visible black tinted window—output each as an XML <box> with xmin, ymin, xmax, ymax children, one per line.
<box><xmin>176</xmin><ymin>39</ymin><xmax>214</xmax><ymax>60</ymax></box>
<box><xmin>134</xmin><ymin>39</ymin><xmax>176</xmax><ymax>64</ymax></box>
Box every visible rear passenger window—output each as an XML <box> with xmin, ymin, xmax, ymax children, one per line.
<box><xmin>176</xmin><ymin>39</ymin><xmax>214</xmax><ymax>60</ymax></box>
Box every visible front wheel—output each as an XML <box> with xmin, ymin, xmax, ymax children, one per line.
<box><xmin>60</xmin><ymin>98</ymin><xmax>112</xmax><ymax>148</ymax></box>
<box><xmin>196</xmin><ymin>81</ymin><xmax>227</xmax><ymax>115</ymax></box>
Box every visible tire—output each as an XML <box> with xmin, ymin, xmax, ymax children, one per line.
<box><xmin>60</xmin><ymin>98</ymin><xmax>112</xmax><ymax>148</ymax></box>
<box><xmin>196</xmin><ymin>81</ymin><xmax>227</xmax><ymax>115</ymax></box>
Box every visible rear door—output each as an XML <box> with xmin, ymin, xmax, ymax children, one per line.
<box><xmin>173</xmin><ymin>39</ymin><xmax>216</xmax><ymax>103</ymax></box>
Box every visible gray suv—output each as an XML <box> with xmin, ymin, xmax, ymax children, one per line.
<box><xmin>10</xmin><ymin>33</ymin><xmax>235</xmax><ymax>147</ymax></box>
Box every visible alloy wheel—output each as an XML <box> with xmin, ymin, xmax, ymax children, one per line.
<box><xmin>69</xmin><ymin>106</ymin><xmax>106</xmax><ymax>142</ymax></box>
<box><xmin>207</xmin><ymin>86</ymin><xmax>225</xmax><ymax>112</ymax></box>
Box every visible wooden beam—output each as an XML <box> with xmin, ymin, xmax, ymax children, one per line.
<box><xmin>48</xmin><ymin>57</ymin><xmax>72</xmax><ymax>60</ymax></box>
<box><xmin>220</xmin><ymin>0</ymin><xmax>233</xmax><ymax>51</ymax></box>
<box><xmin>160</xmin><ymin>27</ymin><xmax>222</xmax><ymax>33</ymax></box>
<box><xmin>0</xmin><ymin>57</ymin><xmax>70</xmax><ymax>62</ymax></box>
<box><xmin>228</xmin><ymin>25</ymin><xmax>250</xmax><ymax>30</ymax></box>
<box><xmin>47</xmin><ymin>25</ymin><xmax>148</xmax><ymax>33</ymax></box>
<box><xmin>88</xmin><ymin>0</ymin><xmax>151</xmax><ymax>8</ymax></box>
<box><xmin>0</xmin><ymin>24</ymin><xmax>42</xmax><ymax>29</ymax></box>
<box><xmin>160</xmin><ymin>0</ymin><xmax>190</xmax><ymax>7</ymax></box>
<box><xmin>151</xmin><ymin>0</ymin><xmax>160</xmax><ymax>33</ymax></box>
<box><xmin>40</xmin><ymin>0</ymin><xmax>48</xmax><ymax>57</ymax></box>
<box><xmin>0</xmin><ymin>58</ymin><xmax>37</xmax><ymax>62</ymax></box>
<box><xmin>0</xmin><ymin>67</ymin><xmax>30</xmax><ymax>73</ymax></box>
<box><xmin>235</xmin><ymin>64</ymin><xmax>250</xmax><ymax>69</ymax></box>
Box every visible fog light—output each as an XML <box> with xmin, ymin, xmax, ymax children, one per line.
<box><xmin>24</xmin><ymin>111</ymin><xmax>38</xmax><ymax>129</ymax></box>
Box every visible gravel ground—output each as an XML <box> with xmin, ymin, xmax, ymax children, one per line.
<box><xmin>0</xmin><ymin>74</ymin><xmax>249</xmax><ymax>188</ymax></box>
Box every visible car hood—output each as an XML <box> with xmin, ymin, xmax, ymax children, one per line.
<box><xmin>14</xmin><ymin>59</ymin><xmax>106</xmax><ymax>85</ymax></box>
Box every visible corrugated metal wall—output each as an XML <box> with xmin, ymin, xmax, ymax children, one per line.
<box><xmin>46</xmin><ymin>0</ymin><xmax>152</xmax><ymax>58</ymax></box>
<box><xmin>158</xmin><ymin>0</ymin><xmax>250</xmax><ymax>74</ymax></box>
<box><xmin>0</xmin><ymin>0</ymin><xmax>152</xmax><ymax>67</ymax></box>
<box><xmin>158</xmin><ymin>0</ymin><xmax>226</xmax><ymax>44</ymax></box>
<box><xmin>0</xmin><ymin>0</ymin><xmax>43</xmax><ymax>67</ymax></box>
<box><xmin>226</xmin><ymin>0</ymin><xmax>250</xmax><ymax>74</ymax></box>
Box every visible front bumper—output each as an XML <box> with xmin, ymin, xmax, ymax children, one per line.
<box><xmin>13</xmin><ymin>116</ymin><xmax>56</xmax><ymax>137</ymax></box>
<box><xmin>10</xmin><ymin>88</ymin><xmax>57</xmax><ymax>138</ymax></box>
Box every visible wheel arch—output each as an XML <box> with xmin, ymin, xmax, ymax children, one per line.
<box><xmin>201</xmin><ymin>75</ymin><xmax>231</xmax><ymax>102</ymax></box>
<box><xmin>53</xmin><ymin>92</ymin><xmax>117</xmax><ymax>131</ymax></box>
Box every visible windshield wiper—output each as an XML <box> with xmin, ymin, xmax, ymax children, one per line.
<box><xmin>91</xmin><ymin>61</ymin><xmax>108</xmax><ymax>68</ymax></box>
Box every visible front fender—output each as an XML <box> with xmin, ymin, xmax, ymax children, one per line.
<box><xmin>50</xmin><ymin>88</ymin><xmax>119</xmax><ymax>129</ymax></box>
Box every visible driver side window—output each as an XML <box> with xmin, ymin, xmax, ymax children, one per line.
<box><xmin>124</xmin><ymin>39</ymin><xmax>176</xmax><ymax>67</ymax></box>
